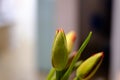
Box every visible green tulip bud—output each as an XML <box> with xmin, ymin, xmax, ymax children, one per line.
<box><xmin>66</xmin><ymin>31</ymin><xmax>76</xmax><ymax>54</ymax></box>
<box><xmin>76</xmin><ymin>52</ymin><xmax>104</xmax><ymax>80</ymax></box>
<box><xmin>52</xmin><ymin>29</ymin><xmax>68</xmax><ymax>71</ymax></box>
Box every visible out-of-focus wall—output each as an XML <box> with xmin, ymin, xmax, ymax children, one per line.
<box><xmin>0</xmin><ymin>25</ymin><xmax>10</xmax><ymax>51</ymax></box>
<box><xmin>78</xmin><ymin>0</ymin><xmax>111</xmax><ymax>79</ymax></box>
<box><xmin>110</xmin><ymin>0</ymin><xmax>120</xmax><ymax>80</ymax></box>
<box><xmin>0</xmin><ymin>0</ymin><xmax>37</xmax><ymax>80</ymax></box>
<box><xmin>38</xmin><ymin>0</ymin><xmax>55</xmax><ymax>71</ymax></box>
<box><xmin>56</xmin><ymin>0</ymin><xmax>79</xmax><ymax>50</ymax></box>
<box><xmin>56</xmin><ymin>0</ymin><xmax>78</xmax><ymax>32</ymax></box>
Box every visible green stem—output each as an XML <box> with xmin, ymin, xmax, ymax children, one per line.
<box><xmin>47</xmin><ymin>68</ymin><xmax>55</xmax><ymax>80</ymax></box>
<box><xmin>51</xmin><ymin>76</ymin><xmax>56</xmax><ymax>80</ymax></box>
<box><xmin>56</xmin><ymin>71</ymin><xmax>62</xmax><ymax>80</ymax></box>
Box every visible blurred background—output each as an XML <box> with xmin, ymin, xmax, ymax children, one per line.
<box><xmin>0</xmin><ymin>0</ymin><xmax>120</xmax><ymax>80</ymax></box>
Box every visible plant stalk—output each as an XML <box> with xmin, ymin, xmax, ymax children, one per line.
<box><xmin>47</xmin><ymin>68</ymin><xmax>55</xmax><ymax>80</ymax></box>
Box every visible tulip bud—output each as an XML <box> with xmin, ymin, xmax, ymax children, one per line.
<box><xmin>66</xmin><ymin>51</ymin><xmax>77</xmax><ymax>68</ymax></box>
<box><xmin>66</xmin><ymin>31</ymin><xmax>76</xmax><ymax>54</ymax></box>
<box><xmin>52</xmin><ymin>29</ymin><xmax>68</xmax><ymax>71</ymax></box>
<box><xmin>76</xmin><ymin>52</ymin><xmax>104</xmax><ymax>80</ymax></box>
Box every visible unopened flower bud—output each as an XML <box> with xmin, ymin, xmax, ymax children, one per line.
<box><xmin>52</xmin><ymin>29</ymin><xmax>68</xmax><ymax>71</ymax></box>
<box><xmin>76</xmin><ymin>52</ymin><xmax>104</xmax><ymax>80</ymax></box>
<box><xmin>66</xmin><ymin>31</ymin><xmax>76</xmax><ymax>54</ymax></box>
<box><xmin>66</xmin><ymin>51</ymin><xmax>77</xmax><ymax>68</ymax></box>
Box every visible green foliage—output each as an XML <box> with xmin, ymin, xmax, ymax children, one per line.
<box><xmin>47</xmin><ymin>29</ymin><xmax>104</xmax><ymax>80</ymax></box>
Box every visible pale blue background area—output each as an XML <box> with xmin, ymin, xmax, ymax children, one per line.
<box><xmin>37</xmin><ymin>0</ymin><xmax>55</xmax><ymax>71</ymax></box>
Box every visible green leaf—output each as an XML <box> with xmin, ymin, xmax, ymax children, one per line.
<box><xmin>61</xmin><ymin>32</ymin><xmax>92</xmax><ymax>80</ymax></box>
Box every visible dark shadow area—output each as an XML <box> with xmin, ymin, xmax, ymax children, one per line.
<box><xmin>77</xmin><ymin>0</ymin><xmax>112</xmax><ymax>79</ymax></box>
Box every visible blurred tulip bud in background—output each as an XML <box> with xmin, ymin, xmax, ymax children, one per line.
<box><xmin>66</xmin><ymin>31</ymin><xmax>76</xmax><ymax>54</ymax></box>
<box><xmin>66</xmin><ymin>51</ymin><xmax>77</xmax><ymax>68</ymax></box>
